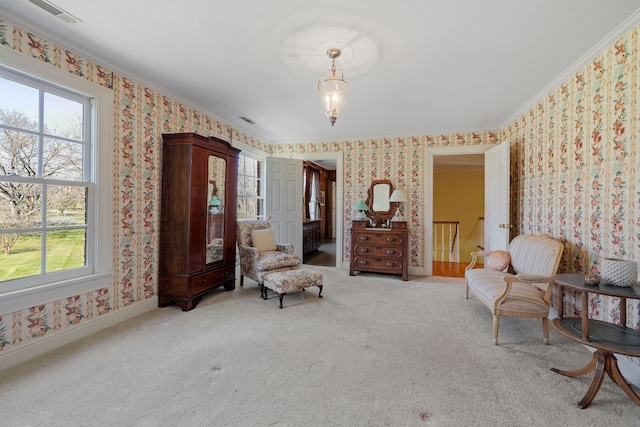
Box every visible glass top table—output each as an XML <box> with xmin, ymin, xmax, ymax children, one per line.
<box><xmin>552</xmin><ymin>273</ymin><xmax>640</xmax><ymax>408</ymax></box>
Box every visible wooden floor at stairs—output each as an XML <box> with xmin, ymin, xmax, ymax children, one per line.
<box><xmin>432</xmin><ymin>261</ymin><xmax>483</xmax><ymax>278</ymax></box>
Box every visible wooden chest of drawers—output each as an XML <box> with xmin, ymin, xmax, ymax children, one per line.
<box><xmin>349</xmin><ymin>220</ymin><xmax>408</xmax><ymax>281</ymax></box>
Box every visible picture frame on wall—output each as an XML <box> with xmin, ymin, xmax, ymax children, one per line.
<box><xmin>320</xmin><ymin>190</ymin><xmax>326</xmax><ymax>206</ymax></box>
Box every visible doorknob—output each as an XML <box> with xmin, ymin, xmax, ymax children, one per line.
<box><xmin>266</xmin><ymin>216</ymin><xmax>271</xmax><ymax>220</ymax></box>
<box><xmin>499</xmin><ymin>223</ymin><xmax>513</xmax><ymax>229</ymax></box>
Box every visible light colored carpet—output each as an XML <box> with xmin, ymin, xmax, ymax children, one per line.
<box><xmin>2</xmin><ymin>266</ymin><xmax>640</xmax><ymax>426</ymax></box>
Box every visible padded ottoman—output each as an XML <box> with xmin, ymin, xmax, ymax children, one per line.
<box><xmin>261</xmin><ymin>269</ymin><xmax>323</xmax><ymax>309</ymax></box>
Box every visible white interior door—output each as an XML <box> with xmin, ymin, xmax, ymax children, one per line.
<box><xmin>484</xmin><ymin>141</ymin><xmax>510</xmax><ymax>252</ymax></box>
<box><xmin>265</xmin><ymin>157</ymin><xmax>303</xmax><ymax>259</ymax></box>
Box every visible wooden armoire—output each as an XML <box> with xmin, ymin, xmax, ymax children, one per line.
<box><xmin>158</xmin><ymin>133</ymin><xmax>240</xmax><ymax>311</ymax></box>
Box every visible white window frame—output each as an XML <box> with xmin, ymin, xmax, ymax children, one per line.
<box><xmin>0</xmin><ymin>48</ymin><xmax>113</xmax><ymax>314</ymax></box>
<box><xmin>237</xmin><ymin>150</ymin><xmax>265</xmax><ymax>221</ymax></box>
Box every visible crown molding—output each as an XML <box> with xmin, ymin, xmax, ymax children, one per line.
<box><xmin>500</xmin><ymin>8</ymin><xmax>640</xmax><ymax>129</ymax></box>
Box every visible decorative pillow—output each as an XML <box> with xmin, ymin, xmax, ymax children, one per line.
<box><xmin>486</xmin><ymin>250</ymin><xmax>510</xmax><ymax>271</ymax></box>
<box><xmin>251</xmin><ymin>228</ymin><xmax>277</xmax><ymax>252</ymax></box>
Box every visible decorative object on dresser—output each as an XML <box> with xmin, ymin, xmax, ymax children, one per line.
<box><xmin>365</xmin><ymin>179</ymin><xmax>398</xmax><ymax>227</ymax></box>
<box><xmin>158</xmin><ymin>132</ymin><xmax>240</xmax><ymax>311</ymax></box>
<box><xmin>303</xmin><ymin>220</ymin><xmax>321</xmax><ymax>255</ymax></box>
<box><xmin>350</xmin><ymin>219</ymin><xmax>409</xmax><ymax>281</ymax></box>
<box><xmin>388</xmin><ymin>188</ymin><xmax>407</xmax><ymax>221</ymax></box>
<box><xmin>353</xmin><ymin>200</ymin><xmax>369</xmax><ymax>220</ymax></box>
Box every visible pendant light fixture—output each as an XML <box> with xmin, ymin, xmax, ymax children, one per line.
<box><xmin>317</xmin><ymin>48</ymin><xmax>349</xmax><ymax>126</ymax></box>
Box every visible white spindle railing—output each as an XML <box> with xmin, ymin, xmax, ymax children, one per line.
<box><xmin>433</xmin><ymin>221</ymin><xmax>460</xmax><ymax>262</ymax></box>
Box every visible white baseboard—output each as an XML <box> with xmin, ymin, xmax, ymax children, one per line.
<box><xmin>0</xmin><ymin>297</ymin><xmax>157</xmax><ymax>372</ymax></box>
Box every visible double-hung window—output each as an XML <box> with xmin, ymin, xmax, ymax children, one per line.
<box><xmin>0</xmin><ymin>51</ymin><xmax>112</xmax><ymax>303</ymax></box>
<box><xmin>237</xmin><ymin>153</ymin><xmax>264</xmax><ymax>220</ymax></box>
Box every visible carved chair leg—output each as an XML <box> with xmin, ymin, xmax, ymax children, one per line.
<box><xmin>240</xmin><ymin>275</ymin><xmax>244</xmax><ymax>286</ymax></box>
<box><xmin>542</xmin><ymin>317</ymin><xmax>550</xmax><ymax>345</ymax></box>
<box><xmin>492</xmin><ymin>315</ymin><xmax>500</xmax><ymax>346</ymax></box>
<box><xmin>318</xmin><ymin>285</ymin><xmax>323</xmax><ymax>298</ymax></box>
<box><xmin>465</xmin><ymin>281</ymin><xmax>469</xmax><ymax>299</ymax></box>
<box><xmin>260</xmin><ymin>284</ymin><xmax>267</xmax><ymax>300</ymax></box>
<box><xmin>278</xmin><ymin>293</ymin><xmax>286</xmax><ymax>309</ymax></box>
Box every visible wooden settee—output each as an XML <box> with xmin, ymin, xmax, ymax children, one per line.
<box><xmin>464</xmin><ymin>234</ymin><xmax>564</xmax><ymax>345</ymax></box>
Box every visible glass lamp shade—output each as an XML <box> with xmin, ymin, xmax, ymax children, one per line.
<box><xmin>209</xmin><ymin>195</ymin><xmax>222</xmax><ymax>213</ymax></box>
<box><xmin>353</xmin><ymin>200</ymin><xmax>369</xmax><ymax>220</ymax></box>
<box><xmin>318</xmin><ymin>73</ymin><xmax>349</xmax><ymax>126</ymax></box>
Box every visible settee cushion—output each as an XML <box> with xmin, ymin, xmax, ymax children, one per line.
<box><xmin>465</xmin><ymin>269</ymin><xmax>549</xmax><ymax>314</ymax></box>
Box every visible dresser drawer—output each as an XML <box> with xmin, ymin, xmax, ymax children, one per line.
<box><xmin>352</xmin><ymin>256</ymin><xmax>404</xmax><ymax>273</ymax></box>
<box><xmin>353</xmin><ymin>232</ymin><xmax>405</xmax><ymax>245</ymax></box>
<box><xmin>190</xmin><ymin>264</ymin><xmax>234</xmax><ymax>294</ymax></box>
<box><xmin>353</xmin><ymin>243</ymin><xmax>403</xmax><ymax>258</ymax></box>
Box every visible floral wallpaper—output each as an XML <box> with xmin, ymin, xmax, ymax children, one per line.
<box><xmin>0</xmin><ymin>13</ymin><xmax>639</xmax><ymax>373</ymax></box>
<box><xmin>272</xmin><ymin>133</ymin><xmax>498</xmax><ymax>268</ymax></box>
<box><xmin>503</xmin><ymin>27</ymin><xmax>640</xmax><ymax>336</ymax></box>
<box><xmin>0</xmin><ymin>17</ymin><xmax>269</xmax><ymax>355</ymax></box>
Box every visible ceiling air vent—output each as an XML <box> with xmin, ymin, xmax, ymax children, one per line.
<box><xmin>29</xmin><ymin>0</ymin><xmax>82</xmax><ymax>24</ymax></box>
<box><xmin>239</xmin><ymin>116</ymin><xmax>256</xmax><ymax>125</ymax></box>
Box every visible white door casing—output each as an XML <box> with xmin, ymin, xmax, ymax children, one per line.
<box><xmin>484</xmin><ymin>141</ymin><xmax>510</xmax><ymax>252</ymax></box>
<box><xmin>265</xmin><ymin>157</ymin><xmax>304</xmax><ymax>260</ymax></box>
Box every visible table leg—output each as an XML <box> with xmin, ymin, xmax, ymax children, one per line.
<box><xmin>580</xmin><ymin>291</ymin><xmax>589</xmax><ymax>341</ymax></box>
<box><xmin>556</xmin><ymin>284</ymin><xmax>564</xmax><ymax>319</ymax></box>
<box><xmin>552</xmin><ymin>350</ymin><xmax>640</xmax><ymax>409</ymax></box>
<box><xmin>551</xmin><ymin>354</ymin><xmax>597</xmax><ymax>377</ymax></box>
<box><xmin>576</xmin><ymin>351</ymin><xmax>607</xmax><ymax>409</ymax></box>
<box><xmin>607</xmin><ymin>353</ymin><xmax>640</xmax><ymax>406</ymax></box>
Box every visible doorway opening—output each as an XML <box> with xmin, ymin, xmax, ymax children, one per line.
<box><xmin>300</xmin><ymin>153</ymin><xmax>343</xmax><ymax>269</ymax></box>
<box><xmin>426</xmin><ymin>145</ymin><xmax>492</xmax><ymax>277</ymax></box>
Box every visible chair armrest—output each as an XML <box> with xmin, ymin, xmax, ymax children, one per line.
<box><xmin>238</xmin><ymin>245</ymin><xmax>259</xmax><ymax>257</ymax></box>
<box><xmin>276</xmin><ymin>243</ymin><xmax>294</xmax><ymax>255</ymax></box>
<box><xmin>503</xmin><ymin>275</ymin><xmax>555</xmax><ymax>303</ymax></box>
<box><xmin>466</xmin><ymin>250</ymin><xmax>494</xmax><ymax>271</ymax></box>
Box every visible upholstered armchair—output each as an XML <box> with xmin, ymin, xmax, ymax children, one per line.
<box><xmin>236</xmin><ymin>220</ymin><xmax>301</xmax><ymax>286</ymax></box>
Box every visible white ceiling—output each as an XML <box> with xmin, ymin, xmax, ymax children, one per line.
<box><xmin>1</xmin><ymin>1</ymin><xmax>639</xmax><ymax>145</ymax></box>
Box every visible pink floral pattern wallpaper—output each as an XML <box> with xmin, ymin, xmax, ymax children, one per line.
<box><xmin>503</xmin><ymin>28</ymin><xmax>639</xmax><ymax>332</ymax></box>
<box><xmin>0</xmin><ymin>17</ymin><xmax>269</xmax><ymax>354</ymax></box>
<box><xmin>0</xmin><ymin>15</ymin><xmax>638</xmax><ymax>371</ymax></box>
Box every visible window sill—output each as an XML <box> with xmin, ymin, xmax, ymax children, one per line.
<box><xmin>0</xmin><ymin>272</ymin><xmax>113</xmax><ymax>315</ymax></box>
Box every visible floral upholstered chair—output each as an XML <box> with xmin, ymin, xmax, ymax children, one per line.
<box><xmin>236</xmin><ymin>220</ymin><xmax>301</xmax><ymax>287</ymax></box>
